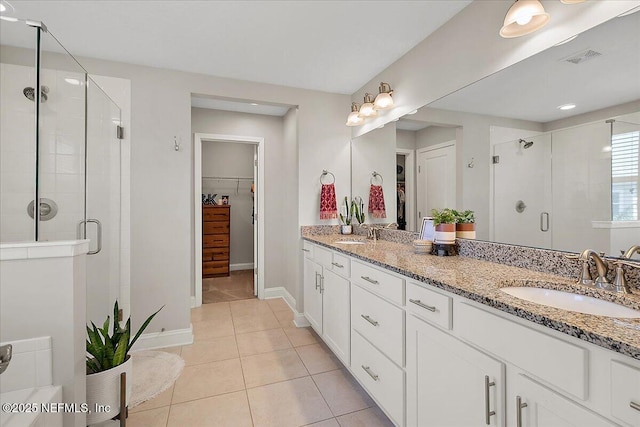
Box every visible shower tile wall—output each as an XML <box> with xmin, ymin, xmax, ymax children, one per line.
<box><xmin>0</xmin><ymin>63</ymin><xmax>86</xmax><ymax>242</ymax></box>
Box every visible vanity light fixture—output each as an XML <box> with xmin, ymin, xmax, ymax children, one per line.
<box><xmin>499</xmin><ymin>0</ymin><xmax>550</xmax><ymax>38</ymax></box>
<box><xmin>358</xmin><ymin>93</ymin><xmax>378</xmax><ymax>118</ymax></box>
<box><xmin>346</xmin><ymin>102</ymin><xmax>365</xmax><ymax>127</ymax></box>
<box><xmin>374</xmin><ymin>82</ymin><xmax>394</xmax><ymax>110</ymax></box>
<box><xmin>557</xmin><ymin>103</ymin><xmax>576</xmax><ymax>111</ymax></box>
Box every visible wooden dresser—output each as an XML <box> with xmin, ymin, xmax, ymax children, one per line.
<box><xmin>202</xmin><ymin>205</ymin><xmax>230</xmax><ymax>277</ymax></box>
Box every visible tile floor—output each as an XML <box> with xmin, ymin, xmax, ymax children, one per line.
<box><xmin>202</xmin><ymin>270</ymin><xmax>255</xmax><ymax>303</ymax></box>
<box><xmin>128</xmin><ymin>297</ymin><xmax>394</xmax><ymax>427</ymax></box>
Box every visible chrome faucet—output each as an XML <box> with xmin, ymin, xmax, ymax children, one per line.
<box><xmin>0</xmin><ymin>344</ymin><xmax>12</xmax><ymax>375</ymax></box>
<box><xmin>360</xmin><ymin>223</ymin><xmax>398</xmax><ymax>242</ymax></box>
<box><xmin>579</xmin><ymin>249</ymin><xmax>610</xmax><ymax>290</ymax></box>
<box><xmin>612</xmin><ymin>260</ymin><xmax>639</xmax><ymax>294</ymax></box>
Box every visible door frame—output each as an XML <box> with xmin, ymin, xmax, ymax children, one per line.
<box><xmin>396</xmin><ymin>148</ymin><xmax>415</xmax><ymax>231</ymax></box>
<box><xmin>193</xmin><ymin>133</ymin><xmax>265</xmax><ymax>307</ymax></box>
<box><xmin>416</xmin><ymin>141</ymin><xmax>456</xmax><ymax>220</ymax></box>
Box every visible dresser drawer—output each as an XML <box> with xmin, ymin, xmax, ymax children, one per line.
<box><xmin>611</xmin><ymin>361</ymin><xmax>640</xmax><ymax>426</ymax></box>
<box><xmin>351</xmin><ymin>285</ymin><xmax>404</xmax><ymax>366</ymax></box>
<box><xmin>203</xmin><ymin>221</ymin><xmax>230</xmax><ymax>235</ymax></box>
<box><xmin>330</xmin><ymin>252</ymin><xmax>351</xmax><ymax>278</ymax></box>
<box><xmin>351</xmin><ymin>260</ymin><xmax>404</xmax><ymax>305</ymax></box>
<box><xmin>203</xmin><ymin>248</ymin><xmax>229</xmax><ymax>262</ymax></box>
<box><xmin>203</xmin><ymin>207</ymin><xmax>230</xmax><ymax>221</ymax></box>
<box><xmin>406</xmin><ymin>282</ymin><xmax>452</xmax><ymax>330</ymax></box>
<box><xmin>203</xmin><ymin>261</ymin><xmax>229</xmax><ymax>276</ymax></box>
<box><xmin>203</xmin><ymin>234</ymin><xmax>230</xmax><ymax>248</ymax></box>
<box><xmin>351</xmin><ymin>330</ymin><xmax>404</xmax><ymax>426</ymax></box>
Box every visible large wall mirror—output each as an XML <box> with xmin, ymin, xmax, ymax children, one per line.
<box><xmin>351</xmin><ymin>11</ymin><xmax>640</xmax><ymax>256</ymax></box>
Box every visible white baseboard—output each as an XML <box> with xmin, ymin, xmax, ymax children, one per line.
<box><xmin>133</xmin><ymin>325</ymin><xmax>193</xmax><ymax>351</ymax></box>
<box><xmin>294</xmin><ymin>313</ymin><xmax>311</xmax><ymax>327</ymax></box>
<box><xmin>230</xmin><ymin>263</ymin><xmax>254</xmax><ymax>272</ymax></box>
<box><xmin>264</xmin><ymin>286</ymin><xmax>310</xmax><ymax>327</ymax></box>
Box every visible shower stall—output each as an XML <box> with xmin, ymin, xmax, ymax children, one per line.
<box><xmin>0</xmin><ymin>19</ymin><xmax>123</xmax><ymax>325</ymax></box>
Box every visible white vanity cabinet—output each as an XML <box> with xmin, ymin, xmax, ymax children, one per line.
<box><xmin>406</xmin><ymin>314</ymin><xmax>505</xmax><ymax>427</ymax></box>
<box><xmin>302</xmin><ymin>242</ymin><xmax>350</xmax><ymax>365</ymax></box>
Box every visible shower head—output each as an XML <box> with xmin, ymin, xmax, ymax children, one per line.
<box><xmin>519</xmin><ymin>139</ymin><xmax>534</xmax><ymax>149</ymax></box>
<box><xmin>23</xmin><ymin>86</ymin><xmax>49</xmax><ymax>103</ymax></box>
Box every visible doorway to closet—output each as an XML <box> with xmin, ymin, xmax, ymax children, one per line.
<box><xmin>194</xmin><ymin>133</ymin><xmax>265</xmax><ymax>306</ymax></box>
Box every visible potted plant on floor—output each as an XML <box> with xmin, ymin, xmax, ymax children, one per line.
<box><xmin>453</xmin><ymin>209</ymin><xmax>476</xmax><ymax>239</ymax></box>
<box><xmin>431</xmin><ymin>208</ymin><xmax>457</xmax><ymax>244</ymax></box>
<box><xmin>86</xmin><ymin>301</ymin><xmax>162</xmax><ymax>425</ymax></box>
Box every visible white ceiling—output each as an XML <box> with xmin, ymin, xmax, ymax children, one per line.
<box><xmin>427</xmin><ymin>11</ymin><xmax>640</xmax><ymax>124</ymax></box>
<box><xmin>3</xmin><ymin>0</ymin><xmax>471</xmax><ymax>95</ymax></box>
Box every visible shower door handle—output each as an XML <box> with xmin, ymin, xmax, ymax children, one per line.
<box><xmin>540</xmin><ymin>212</ymin><xmax>549</xmax><ymax>232</ymax></box>
<box><xmin>78</xmin><ymin>219</ymin><xmax>102</xmax><ymax>255</ymax></box>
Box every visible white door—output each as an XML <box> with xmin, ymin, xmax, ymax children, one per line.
<box><xmin>303</xmin><ymin>257</ymin><xmax>323</xmax><ymax>334</ymax></box>
<box><xmin>321</xmin><ymin>269</ymin><xmax>350</xmax><ymax>365</ymax></box>
<box><xmin>493</xmin><ymin>135</ymin><xmax>552</xmax><ymax>248</ymax></box>
<box><xmin>407</xmin><ymin>314</ymin><xmax>505</xmax><ymax>427</ymax></box>
<box><xmin>253</xmin><ymin>146</ymin><xmax>258</xmax><ymax>296</ymax></box>
<box><xmin>513</xmin><ymin>374</ymin><xmax>618</xmax><ymax>427</ymax></box>
<box><xmin>417</xmin><ymin>142</ymin><xmax>456</xmax><ymax>219</ymax></box>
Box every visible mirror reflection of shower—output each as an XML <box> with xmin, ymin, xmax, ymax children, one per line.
<box><xmin>23</xmin><ymin>85</ymin><xmax>49</xmax><ymax>102</ymax></box>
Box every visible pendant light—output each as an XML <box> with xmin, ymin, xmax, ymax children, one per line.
<box><xmin>374</xmin><ymin>82</ymin><xmax>394</xmax><ymax>110</ymax></box>
<box><xmin>346</xmin><ymin>102</ymin><xmax>365</xmax><ymax>126</ymax></box>
<box><xmin>500</xmin><ymin>0</ymin><xmax>550</xmax><ymax>38</ymax></box>
<box><xmin>358</xmin><ymin>93</ymin><xmax>378</xmax><ymax>118</ymax></box>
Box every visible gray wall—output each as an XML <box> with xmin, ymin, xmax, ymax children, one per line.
<box><xmin>396</xmin><ymin>129</ymin><xmax>416</xmax><ymax>150</ymax></box>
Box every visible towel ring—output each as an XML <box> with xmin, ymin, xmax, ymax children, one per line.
<box><xmin>370</xmin><ymin>171</ymin><xmax>384</xmax><ymax>185</ymax></box>
<box><xmin>320</xmin><ymin>170</ymin><xmax>335</xmax><ymax>185</ymax></box>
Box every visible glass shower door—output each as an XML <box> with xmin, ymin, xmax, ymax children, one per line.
<box><xmin>84</xmin><ymin>77</ymin><xmax>121</xmax><ymax>325</ymax></box>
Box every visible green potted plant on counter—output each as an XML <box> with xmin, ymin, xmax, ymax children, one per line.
<box><xmin>339</xmin><ymin>196</ymin><xmax>353</xmax><ymax>235</ymax></box>
<box><xmin>86</xmin><ymin>301</ymin><xmax>162</xmax><ymax>425</ymax></box>
<box><xmin>431</xmin><ymin>208</ymin><xmax>457</xmax><ymax>244</ymax></box>
<box><xmin>453</xmin><ymin>209</ymin><xmax>476</xmax><ymax>239</ymax></box>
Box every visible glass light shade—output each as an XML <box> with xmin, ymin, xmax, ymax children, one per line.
<box><xmin>374</xmin><ymin>92</ymin><xmax>394</xmax><ymax>110</ymax></box>
<box><xmin>500</xmin><ymin>0</ymin><xmax>550</xmax><ymax>38</ymax></box>
<box><xmin>346</xmin><ymin>111</ymin><xmax>364</xmax><ymax>126</ymax></box>
<box><xmin>358</xmin><ymin>102</ymin><xmax>377</xmax><ymax>117</ymax></box>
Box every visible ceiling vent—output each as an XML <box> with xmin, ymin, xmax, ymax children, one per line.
<box><xmin>562</xmin><ymin>49</ymin><xmax>603</xmax><ymax>65</ymax></box>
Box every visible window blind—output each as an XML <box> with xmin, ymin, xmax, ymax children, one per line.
<box><xmin>611</xmin><ymin>130</ymin><xmax>639</xmax><ymax>221</ymax></box>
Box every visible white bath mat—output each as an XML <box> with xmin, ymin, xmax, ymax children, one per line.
<box><xmin>129</xmin><ymin>350</ymin><xmax>184</xmax><ymax>408</ymax></box>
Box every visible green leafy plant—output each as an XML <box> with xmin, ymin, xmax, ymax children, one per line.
<box><xmin>339</xmin><ymin>196</ymin><xmax>352</xmax><ymax>225</ymax></box>
<box><xmin>351</xmin><ymin>199</ymin><xmax>365</xmax><ymax>225</ymax></box>
<box><xmin>86</xmin><ymin>301</ymin><xmax>163</xmax><ymax>374</ymax></box>
<box><xmin>453</xmin><ymin>209</ymin><xmax>475</xmax><ymax>224</ymax></box>
<box><xmin>431</xmin><ymin>208</ymin><xmax>457</xmax><ymax>226</ymax></box>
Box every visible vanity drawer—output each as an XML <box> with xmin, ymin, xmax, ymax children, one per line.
<box><xmin>351</xmin><ymin>260</ymin><xmax>404</xmax><ymax>305</ymax></box>
<box><xmin>351</xmin><ymin>285</ymin><xmax>404</xmax><ymax>366</ymax></box>
<box><xmin>457</xmin><ymin>302</ymin><xmax>588</xmax><ymax>400</ymax></box>
<box><xmin>314</xmin><ymin>245</ymin><xmax>333</xmax><ymax>267</ymax></box>
<box><xmin>351</xmin><ymin>330</ymin><xmax>404</xmax><ymax>426</ymax></box>
<box><xmin>611</xmin><ymin>361</ymin><xmax>640</xmax><ymax>426</ymax></box>
<box><xmin>302</xmin><ymin>241</ymin><xmax>314</xmax><ymax>258</ymax></box>
<box><xmin>330</xmin><ymin>252</ymin><xmax>351</xmax><ymax>278</ymax></box>
<box><xmin>406</xmin><ymin>282</ymin><xmax>452</xmax><ymax>330</ymax></box>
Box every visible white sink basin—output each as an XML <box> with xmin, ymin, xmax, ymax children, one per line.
<box><xmin>501</xmin><ymin>287</ymin><xmax>640</xmax><ymax>318</ymax></box>
<box><xmin>333</xmin><ymin>240</ymin><xmax>366</xmax><ymax>245</ymax></box>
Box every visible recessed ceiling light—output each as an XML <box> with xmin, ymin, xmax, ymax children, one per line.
<box><xmin>554</xmin><ymin>35</ymin><xmax>578</xmax><ymax>46</ymax></box>
<box><xmin>557</xmin><ymin>103</ymin><xmax>576</xmax><ymax>111</ymax></box>
<box><xmin>0</xmin><ymin>15</ymin><xmax>17</xmax><ymax>22</ymax></box>
<box><xmin>64</xmin><ymin>78</ymin><xmax>82</xmax><ymax>85</ymax></box>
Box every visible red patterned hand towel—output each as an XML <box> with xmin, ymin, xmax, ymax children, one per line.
<box><xmin>320</xmin><ymin>183</ymin><xmax>338</xmax><ymax>220</ymax></box>
<box><xmin>368</xmin><ymin>185</ymin><xmax>387</xmax><ymax>218</ymax></box>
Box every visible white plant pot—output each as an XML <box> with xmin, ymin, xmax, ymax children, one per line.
<box><xmin>86</xmin><ymin>356</ymin><xmax>132</xmax><ymax>425</ymax></box>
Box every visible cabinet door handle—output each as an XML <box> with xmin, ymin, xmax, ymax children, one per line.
<box><xmin>540</xmin><ymin>212</ymin><xmax>549</xmax><ymax>232</ymax></box>
<box><xmin>331</xmin><ymin>262</ymin><xmax>344</xmax><ymax>268</ymax></box>
<box><xmin>320</xmin><ymin>275</ymin><xmax>324</xmax><ymax>294</ymax></box>
<box><xmin>302</xmin><ymin>248</ymin><xmax>310</xmax><ymax>252</ymax></box>
<box><xmin>315</xmin><ymin>272</ymin><xmax>320</xmax><ymax>290</ymax></box>
<box><xmin>409</xmin><ymin>299</ymin><xmax>436</xmax><ymax>312</ymax></box>
<box><xmin>361</xmin><ymin>276</ymin><xmax>379</xmax><ymax>284</ymax></box>
<box><xmin>630</xmin><ymin>401</ymin><xmax>640</xmax><ymax>412</ymax></box>
<box><xmin>484</xmin><ymin>375</ymin><xmax>496</xmax><ymax>425</ymax></box>
<box><xmin>360</xmin><ymin>314</ymin><xmax>379</xmax><ymax>326</ymax></box>
<box><xmin>361</xmin><ymin>365</ymin><xmax>379</xmax><ymax>381</ymax></box>
<box><xmin>516</xmin><ymin>396</ymin><xmax>528</xmax><ymax>427</ymax></box>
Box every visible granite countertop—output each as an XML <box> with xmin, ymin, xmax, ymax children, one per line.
<box><xmin>303</xmin><ymin>233</ymin><xmax>640</xmax><ymax>361</ymax></box>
